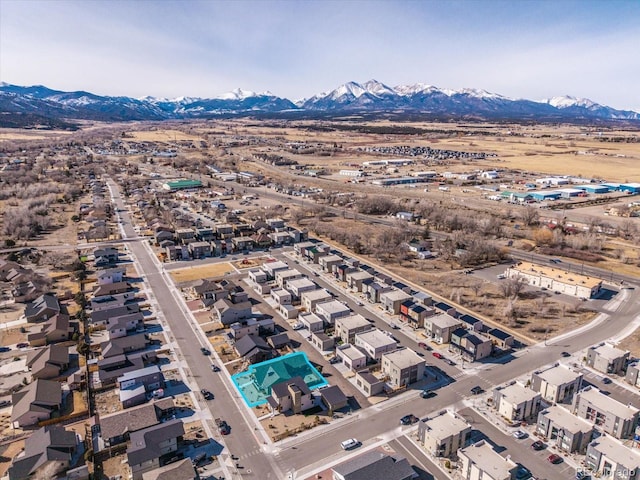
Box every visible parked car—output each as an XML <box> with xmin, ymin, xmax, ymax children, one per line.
<box><xmin>16</xmin><ymin>343</ymin><xmax>29</xmax><ymax>348</ymax></box>
<box><xmin>0</xmin><ymin>347</ymin><xmax>11</xmax><ymax>352</ymax></box>
<box><xmin>561</xmin><ymin>351</ymin><xmax>571</xmax><ymax>357</ymax></box>
<box><xmin>515</xmin><ymin>465</ymin><xmax>532</xmax><ymax>480</ymax></box>
<box><xmin>340</xmin><ymin>438</ymin><xmax>359</xmax><ymax>450</ymax></box>
<box><xmin>421</xmin><ymin>390</ymin><xmax>436</xmax><ymax>399</ymax></box>
<box><xmin>292</xmin><ymin>323</ymin><xmax>304</xmax><ymax>330</ymax></box>
<box><xmin>531</xmin><ymin>440</ymin><xmax>545</xmax><ymax>450</ymax></box>
<box><xmin>547</xmin><ymin>453</ymin><xmax>563</xmax><ymax>464</ymax></box>
<box><xmin>470</xmin><ymin>386</ymin><xmax>484</xmax><ymax>395</ymax></box>
<box><xmin>200</xmin><ymin>347</ymin><xmax>211</xmax><ymax>356</ymax></box>
<box><xmin>432</xmin><ymin>352</ymin><xmax>443</xmax><ymax>359</ymax></box>
<box><xmin>216</xmin><ymin>418</ymin><xmax>230</xmax><ymax>435</ymax></box>
<box><xmin>211</xmin><ymin>364</ymin><xmax>221</xmax><ymax>372</ymax></box>
<box><xmin>0</xmin><ymin>400</ymin><xmax>11</xmax><ymax>408</ymax></box>
<box><xmin>602</xmin><ymin>377</ymin><xmax>612</xmax><ymax>384</ymax></box>
<box><xmin>512</xmin><ymin>430</ymin><xmax>528</xmax><ymax>439</ymax></box>
<box><xmin>329</xmin><ymin>357</ymin><xmax>340</xmax><ymax>365</ymax></box>
<box><xmin>400</xmin><ymin>414</ymin><xmax>419</xmax><ymax>425</ymax></box>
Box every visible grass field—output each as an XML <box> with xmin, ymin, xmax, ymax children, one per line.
<box><xmin>169</xmin><ymin>262</ymin><xmax>235</xmax><ymax>283</ymax></box>
<box><xmin>128</xmin><ymin>129</ymin><xmax>203</xmax><ymax>142</ymax></box>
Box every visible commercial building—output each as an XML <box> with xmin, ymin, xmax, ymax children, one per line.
<box><xmin>585</xmin><ymin>434</ymin><xmax>640</xmax><ymax>480</ymax></box>
<box><xmin>162</xmin><ymin>179</ymin><xmax>203</xmax><ymax>191</ymax></box>
<box><xmin>506</xmin><ymin>261</ymin><xmax>602</xmax><ymax>299</ymax></box>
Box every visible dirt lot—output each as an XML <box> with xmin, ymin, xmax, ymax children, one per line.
<box><xmin>0</xmin><ymin>439</ymin><xmax>25</xmax><ymax>476</ymax></box>
<box><xmin>169</xmin><ymin>263</ymin><xmax>235</xmax><ymax>283</ymax></box>
<box><xmin>260</xmin><ymin>408</ymin><xmax>329</xmax><ymax>442</ymax></box>
<box><xmin>0</xmin><ymin>327</ymin><xmax>26</xmax><ymax>346</ymax></box>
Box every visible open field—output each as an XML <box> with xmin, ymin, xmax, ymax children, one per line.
<box><xmin>169</xmin><ymin>262</ymin><xmax>235</xmax><ymax>283</ymax></box>
<box><xmin>127</xmin><ymin>129</ymin><xmax>203</xmax><ymax>142</ymax></box>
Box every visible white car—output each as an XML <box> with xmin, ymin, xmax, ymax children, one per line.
<box><xmin>512</xmin><ymin>430</ymin><xmax>528</xmax><ymax>439</ymax></box>
<box><xmin>292</xmin><ymin>323</ymin><xmax>304</xmax><ymax>330</ymax></box>
<box><xmin>340</xmin><ymin>438</ymin><xmax>359</xmax><ymax>450</ymax></box>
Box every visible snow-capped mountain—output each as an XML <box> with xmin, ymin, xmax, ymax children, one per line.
<box><xmin>0</xmin><ymin>80</ymin><xmax>638</xmax><ymax>127</ymax></box>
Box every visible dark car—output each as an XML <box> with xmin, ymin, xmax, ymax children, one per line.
<box><xmin>515</xmin><ymin>465</ymin><xmax>532</xmax><ymax>480</ymax></box>
<box><xmin>561</xmin><ymin>351</ymin><xmax>571</xmax><ymax>357</ymax></box>
<box><xmin>400</xmin><ymin>414</ymin><xmax>419</xmax><ymax>425</ymax></box>
<box><xmin>470</xmin><ymin>386</ymin><xmax>484</xmax><ymax>395</ymax></box>
<box><xmin>211</xmin><ymin>364</ymin><xmax>221</xmax><ymax>372</ymax></box>
<box><xmin>200</xmin><ymin>389</ymin><xmax>214</xmax><ymax>400</ymax></box>
<box><xmin>531</xmin><ymin>440</ymin><xmax>546</xmax><ymax>450</ymax></box>
<box><xmin>16</xmin><ymin>343</ymin><xmax>29</xmax><ymax>348</ymax></box>
<box><xmin>421</xmin><ymin>390</ymin><xmax>436</xmax><ymax>399</ymax></box>
<box><xmin>0</xmin><ymin>347</ymin><xmax>11</xmax><ymax>352</ymax></box>
<box><xmin>547</xmin><ymin>453</ymin><xmax>563</xmax><ymax>464</ymax></box>
<box><xmin>200</xmin><ymin>347</ymin><xmax>211</xmax><ymax>356</ymax></box>
<box><xmin>602</xmin><ymin>377</ymin><xmax>612</xmax><ymax>384</ymax></box>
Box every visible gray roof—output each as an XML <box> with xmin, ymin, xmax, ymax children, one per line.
<box><xmin>141</xmin><ymin>458</ymin><xmax>197</xmax><ymax>480</ymax></box>
<box><xmin>99</xmin><ymin>403</ymin><xmax>159</xmax><ymax>441</ymax></box>
<box><xmin>91</xmin><ymin>304</ymin><xmax>140</xmax><ymax>324</ymax></box>
<box><xmin>235</xmin><ymin>334</ymin><xmax>271</xmax><ymax>357</ymax></box>
<box><xmin>271</xmin><ymin>375</ymin><xmax>311</xmax><ymax>399</ymax></box>
<box><xmin>8</xmin><ymin>425</ymin><xmax>77</xmax><ymax>480</ymax></box>
<box><xmin>332</xmin><ymin>451</ymin><xmax>415</xmax><ymax>480</ymax></box>
<box><xmin>100</xmin><ymin>333</ymin><xmax>147</xmax><ymax>358</ymax></box>
<box><xmin>319</xmin><ymin>385</ymin><xmax>348</xmax><ymax>407</ymax></box>
<box><xmin>11</xmin><ymin>379</ymin><xmax>62</xmax><ymax>423</ymax></box>
<box><xmin>127</xmin><ymin>419</ymin><xmax>185</xmax><ymax>466</ymax></box>
<box><xmin>25</xmin><ymin>294</ymin><xmax>60</xmax><ymax>320</ymax></box>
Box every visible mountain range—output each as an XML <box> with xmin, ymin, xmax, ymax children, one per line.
<box><xmin>1</xmin><ymin>79</ymin><xmax>638</xmax><ymax>128</ymax></box>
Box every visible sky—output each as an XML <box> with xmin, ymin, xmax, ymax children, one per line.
<box><xmin>1</xmin><ymin>0</ymin><xmax>639</xmax><ymax>111</ymax></box>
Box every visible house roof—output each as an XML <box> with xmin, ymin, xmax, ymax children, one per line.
<box><xmin>99</xmin><ymin>403</ymin><xmax>159</xmax><ymax>441</ymax></box>
<box><xmin>576</xmin><ymin>386</ymin><xmax>639</xmax><ymax>420</ymax></box>
<box><xmin>422</xmin><ymin>411</ymin><xmax>470</xmax><ymax>441</ymax></box>
<box><xmin>590</xmin><ymin>343</ymin><xmax>629</xmax><ymax>361</ymax></box>
<box><xmin>91</xmin><ymin>304</ymin><xmax>140</xmax><ymax>324</ymax></box>
<box><xmin>235</xmin><ymin>335</ymin><xmax>271</xmax><ymax>357</ymax></box>
<box><xmin>127</xmin><ymin>419</ymin><xmax>185</xmax><ymax>466</ymax></box>
<box><xmin>11</xmin><ymin>379</ymin><xmax>62</xmax><ymax>423</ymax></box>
<box><xmin>93</xmin><ymin>281</ymin><xmax>131</xmax><ymax>297</ymax></box>
<box><xmin>382</xmin><ymin>348</ymin><xmax>424</xmax><ymax>369</ymax></box>
<box><xmin>141</xmin><ymin>458</ymin><xmax>197</xmax><ymax>480</ymax></box>
<box><xmin>267</xmin><ymin>332</ymin><xmax>289</xmax><ymax>349</ymax></box>
<box><xmin>26</xmin><ymin>344</ymin><xmax>69</xmax><ymax>377</ymax></box>
<box><xmin>100</xmin><ymin>333</ymin><xmax>147</xmax><ymax>358</ymax></box>
<box><xmin>271</xmin><ymin>375</ymin><xmax>311</xmax><ymax>399</ymax></box>
<box><xmin>588</xmin><ymin>435</ymin><xmax>640</xmax><ymax>470</ymax></box>
<box><xmin>488</xmin><ymin>328</ymin><xmax>512</xmax><ymax>341</ymax></box>
<box><xmin>540</xmin><ymin>405</ymin><xmax>592</xmax><ymax>434</ymax></box>
<box><xmin>25</xmin><ymin>294</ymin><xmax>60</xmax><ymax>320</ymax></box>
<box><xmin>117</xmin><ymin>365</ymin><xmax>161</xmax><ymax>383</ymax></box>
<box><xmin>8</xmin><ymin>426</ymin><xmax>77</xmax><ymax>480</ymax></box>
<box><xmin>319</xmin><ymin>385</ymin><xmax>348</xmax><ymax>407</ymax></box>
<box><xmin>331</xmin><ymin>450</ymin><xmax>415</xmax><ymax>480</ymax></box>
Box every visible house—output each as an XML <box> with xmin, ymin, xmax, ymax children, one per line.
<box><xmin>310</xmin><ymin>331</ymin><xmax>334</xmax><ymax>351</ymax></box>
<box><xmin>400</xmin><ymin>302</ymin><xmax>433</xmax><ymax>328</ymax></box>
<box><xmin>7</xmin><ymin>425</ymin><xmax>78</xmax><ymax>480</ymax></box>
<box><xmin>191</xmin><ymin>279</ymin><xmax>222</xmax><ymax>302</ymax></box>
<box><xmin>530</xmin><ymin>364</ymin><xmax>583</xmax><ymax>404</ymax></box>
<box><xmin>90</xmin><ymin>292</ymin><xmax>136</xmax><ymax>311</ymax></box>
<box><xmin>335</xmin><ymin>314</ymin><xmax>372</xmax><ymax>344</ymax></box>
<box><xmin>458</xmin><ymin>440</ymin><xmax>518</xmax><ymax>480</ymax></box>
<box><xmin>93</xmin><ymin>281</ymin><xmax>132</xmax><ymax>297</ymax></box>
<box><xmin>94</xmin><ymin>247</ymin><xmax>119</xmax><ymax>264</ymax></box>
<box><xmin>412</xmin><ymin>291</ymin><xmax>432</xmax><ymax>306</ymax></box>
<box><xmin>261</xmin><ymin>260</ymin><xmax>289</xmax><ymax>279</ymax></box>
<box><xmin>586</xmin><ymin>343</ymin><xmax>630</xmax><ymax>375</ymax></box>
<box><xmin>380</xmin><ymin>290</ymin><xmax>412</xmax><ymax>315</ymax></box>
<box><xmin>319</xmin><ymin>254</ymin><xmax>343</xmax><ymax>273</ymax></box>
<box><xmin>188</xmin><ymin>241</ymin><xmax>212</xmax><ymax>259</ymax></box>
<box><xmin>165</xmin><ymin>245</ymin><xmax>188</xmax><ymax>261</ymax></box>
<box><xmin>96</xmin><ymin>352</ymin><xmax>157</xmax><ymax>389</ymax></box>
<box><xmin>585</xmin><ymin>434</ymin><xmax>640</xmax><ymax>480</ymax></box>
<box><xmin>212</xmin><ymin>298</ymin><xmax>252</xmax><ymax>325</ymax></box>
<box><xmin>331</xmin><ymin>450</ymin><xmax>415</xmax><ymax>480</ymax></box>
<box><xmin>234</xmin><ymin>334</ymin><xmax>274</xmax><ymax>364</ymax></box>
<box><xmin>25</xmin><ymin>293</ymin><xmax>61</xmax><ymax>323</ymax></box>
<box><xmin>284</xmin><ymin>277</ymin><xmax>317</xmax><ymax>299</ymax></box>
<box><xmin>355</xmin><ymin>329</ymin><xmax>397</xmax><ymax>361</ymax></box>
<box><xmin>417</xmin><ymin>410</ymin><xmax>471</xmax><ymax>458</ymax></box>
<box><xmin>26</xmin><ymin>345</ymin><xmax>69</xmax><ymax>380</ymax></box>
<box><xmin>248</xmin><ymin>269</ymin><xmax>268</xmax><ymax>284</ymax></box>
<box><xmin>451</xmin><ymin>332</ymin><xmax>494</xmax><ymax>362</ymax></box>
<box><xmin>231</xmin><ymin>236</ymin><xmax>254</xmax><ymax>251</ymax></box>
<box><xmin>335</xmin><ymin>264</ymin><xmax>358</xmax><ymax>283</ymax></box>
<box><xmin>252</xmin><ymin>232</ymin><xmax>272</xmax><ymax>249</ymax></box>
<box><xmin>381</xmin><ymin>348</ymin><xmax>425</xmax><ymax>388</ymax></box>
<box><xmin>346</xmin><ymin>270</ymin><xmax>374</xmax><ymax>292</ymax></box>
<box><xmin>486</xmin><ymin>328</ymin><xmax>515</xmax><ymax>348</ymax></box>
<box><xmin>492</xmin><ymin>382</ymin><xmax>542</xmax><ymax>422</ymax></box>
<box><xmin>459</xmin><ymin>314</ymin><xmax>483</xmax><ymax>332</ymax></box>
<box><xmin>301</xmin><ymin>289</ymin><xmax>333</xmax><ymax>312</ymax></box>
<box><xmin>319</xmin><ymin>385</ymin><xmax>348</xmax><ymax>413</ymax></box>
<box><xmin>269</xmin><ymin>231</ymin><xmax>292</xmax><ymax>246</ymax></box>
<box><xmin>11</xmin><ymin>379</ymin><xmax>62</xmax><ymax>427</ymax></box>
<box><xmin>270</xmin><ymin>288</ymin><xmax>292</xmax><ymax>305</ymax></box>
<box><xmin>107</xmin><ymin>312</ymin><xmax>145</xmax><ymax>339</ymax></box>
<box><xmin>336</xmin><ymin>345</ymin><xmax>367</xmax><ymax>371</ymax></box>
<box><xmin>536</xmin><ymin>405</ymin><xmax>593</xmax><ymax>454</ymax></box>
<box><xmin>298</xmin><ymin>313</ymin><xmax>324</xmax><ymax>333</ymax></box>
<box><xmin>275</xmin><ymin>269</ymin><xmax>303</xmax><ymax>288</ymax></box>
<box><xmin>266</xmin><ymin>332</ymin><xmax>289</xmax><ymax>350</ymax></box>
<box><xmin>572</xmin><ymin>386</ymin><xmax>639</xmax><ymax>439</ymax></box>
<box><xmin>118</xmin><ymin>365</ymin><xmax>164</xmax><ymax>393</ymax></box>
<box><xmin>154</xmin><ymin>230</ymin><xmax>174</xmax><ymax>245</ymax></box>
<box><xmin>278</xmin><ymin>303</ymin><xmax>298</xmax><ymax>320</ymax></box>
<box><xmin>141</xmin><ymin>458</ymin><xmax>198</xmax><ymax>480</ymax></box>
<box><xmin>90</xmin><ymin>304</ymin><xmax>140</xmax><ymax>326</ymax></box>
<box><xmin>11</xmin><ymin>281</ymin><xmax>40</xmax><ymax>303</ymax></box>
<box><xmin>175</xmin><ymin>228</ymin><xmax>196</xmax><ymax>244</ymax></box>
<box><xmin>625</xmin><ymin>361</ymin><xmax>640</xmax><ymax>387</ymax></box>
<box><xmin>268</xmin><ymin>376</ymin><xmax>313</xmax><ymax>414</ymax></box>
<box><xmin>365</xmin><ymin>282</ymin><xmax>392</xmax><ymax>303</ymax></box>
<box><xmin>27</xmin><ymin>313</ymin><xmax>73</xmax><ymax>346</ymax></box>
<box><xmin>315</xmin><ymin>300</ymin><xmax>350</xmax><ymax>325</ymax></box>
<box><xmin>100</xmin><ymin>334</ymin><xmax>148</xmax><ymax>358</ymax></box>
<box><xmin>354</xmin><ymin>370</ymin><xmax>385</xmax><ymax>396</ymax></box>
<box><xmin>127</xmin><ymin>419</ymin><xmax>185</xmax><ymax>480</ymax></box>
<box><xmin>425</xmin><ymin>313</ymin><xmax>462</xmax><ymax>344</ymax></box>
<box><xmin>97</xmin><ymin>401</ymin><xmax>168</xmax><ymax>448</ymax></box>
<box><xmin>196</xmin><ymin>227</ymin><xmax>214</xmax><ymax>242</ymax></box>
